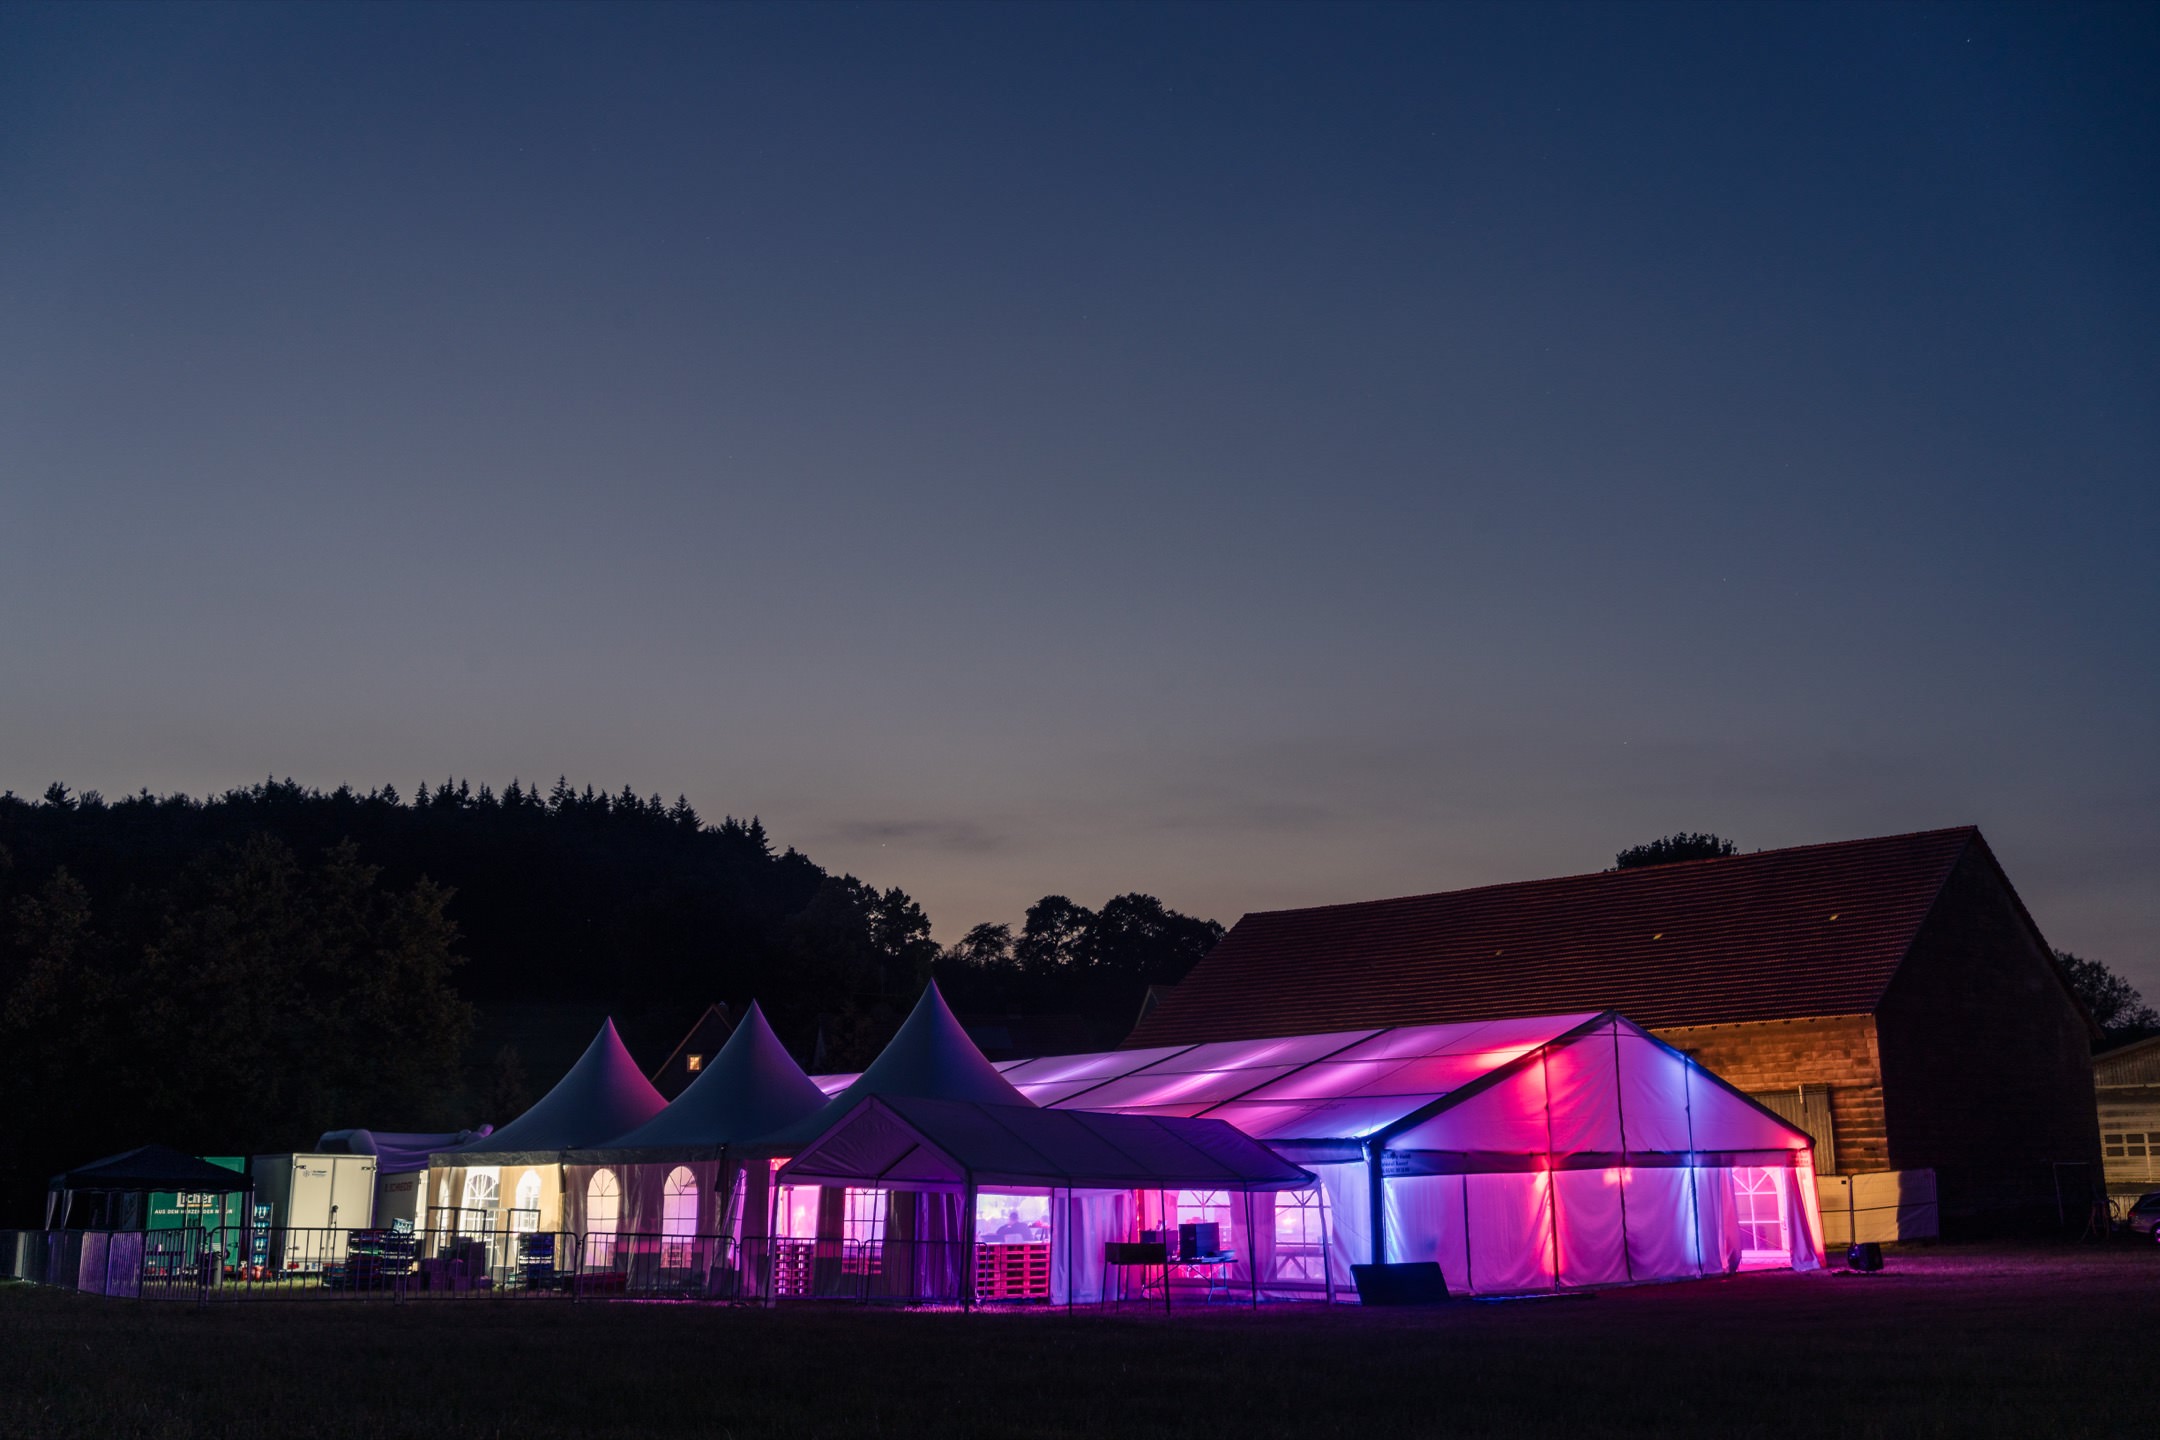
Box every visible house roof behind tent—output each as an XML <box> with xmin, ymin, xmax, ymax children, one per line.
<box><xmin>580</xmin><ymin>1001</ymin><xmax>830</xmax><ymax>1161</ymax></box>
<box><xmin>1127</xmin><ymin>828</ymin><xmax>1995</xmax><ymax>1045</ymax></box>
<box><xmin>776</xmin><ymin>1095</ymin><xmax>1313</xmax><ymax>1192</ymax></box>
<box><xmin>51</xmin><ymin>1144</ymin><xmax>255</xmax><ymax>1192</ymax></box>
<box><xmin>762</xmin><ymin>982</ymin><xmax>1031</xmax><ymax>1148</ymax></box>
<box><xmin>434</xmin><ymin>1019</ymin><xmax>666</xmax><ymax>1164</ymax></box>
<box><xmin>649</xmin><ymin>1002</ymin><xmax>736</xmax><ymax>1101</ymax></box>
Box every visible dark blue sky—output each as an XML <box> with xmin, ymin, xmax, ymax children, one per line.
<box><xmin>4</xmin><ymin>2</ymin><xmax>2155</xmax><ymax>985</ymax></box>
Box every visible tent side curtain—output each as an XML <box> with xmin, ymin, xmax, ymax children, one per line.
<box><xmin>776</xmin><ymin>1097</ymin><xmax>1313</xmax><ymax>1193</ymax></box>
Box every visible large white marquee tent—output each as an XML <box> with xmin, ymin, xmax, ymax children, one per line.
<box><xmin>988</xmin><ymin>1010</ymin><xmax>1828</xmax><ymax>1295</ymax></box>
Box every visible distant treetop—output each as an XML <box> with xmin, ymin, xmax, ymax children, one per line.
<box><xmin>1614</xmin><ymin>833</ymin><xmax>1739</xmax><ymax>869</ymax></box>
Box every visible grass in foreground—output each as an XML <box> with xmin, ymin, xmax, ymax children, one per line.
<box><xmin>3</xmin><ymin>1244</ymin><xmax>2156</xmax><ymax>1438</ymax></box>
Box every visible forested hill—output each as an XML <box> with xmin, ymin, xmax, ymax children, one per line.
<box><xmin>0</xmin><ymin>780</ymin><xmax>1221</xmax><ymax>1221</ymax></box>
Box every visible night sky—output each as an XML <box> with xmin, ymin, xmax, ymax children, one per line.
<box><xmin>5</xmin><ymin>3</ymin><xmax>2155</xmax><ymax>987</ymax></box>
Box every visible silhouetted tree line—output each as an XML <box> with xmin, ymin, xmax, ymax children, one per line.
<box><xmin>2056</xmin><ymin>949</ymin><xmax>2159</xmax><ymax>1048</ymax></box>
<box><xmin>1614</xmin><ymin>833</ymin><xmax>1739</xmax><ymax>868</ymax></box>
<box><xmin>933</xmin><ymin>894</ymin><xmax>1225</xmax><ymax>1023</ymax></box>
<box><xmin>0</xmin><ymin>780</ymin><xmax>1221</xmax><ymax>1219</ymax></box>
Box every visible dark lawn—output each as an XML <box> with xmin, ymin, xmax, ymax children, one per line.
<box><xmin>4</xmin><ymin>1245</ymin><xmax>2157</xmax><ymax>1438</ymax></box>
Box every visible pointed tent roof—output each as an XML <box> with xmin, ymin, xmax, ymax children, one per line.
<box><xmin>762</xmin><ymin>983</ymin><xmax>1030</xmax><ymax>1148</ymax></box>
<box><xmin>433</xmin><ymin>1020</ymin><xmax>665</xmax><ymax>1165</ymax></box>
<box><xmin>579</xmin><ymin>1002</ymin><xmax>829</xmax><ymax>1162</ymax></box>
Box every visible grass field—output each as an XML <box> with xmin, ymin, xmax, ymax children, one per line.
<box><xmin>4</xmin><ymin>1244</ymin><xmax>2156</xmax><ymax>1438</ymax></box>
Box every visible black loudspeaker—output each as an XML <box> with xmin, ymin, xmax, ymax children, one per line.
<box><xmin>1351</xmin><ymin>1261</ymin><xmax>1450</xmax><ymax>1305</ymax></box>
<box><xmin>1845</xmin><ymin>1242</ymin><xmax>1884</xmax><ymax>1273</ymax></box>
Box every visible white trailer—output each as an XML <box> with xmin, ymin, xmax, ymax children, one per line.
<box><xmin>251</xmin><ymin>1154</ymin><xmax>377</xmax><ymax>1269</ymax></box>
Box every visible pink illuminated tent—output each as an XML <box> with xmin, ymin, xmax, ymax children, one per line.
<box><xmin>976</xmin><ymin>1010</ymin><xmax>1826</xmax><ymax>1298</ymax></box>
<box><xmin>770</xmin><ymin>987</ymin><xmax>1316</xmax><ymax>1305</ymax></box>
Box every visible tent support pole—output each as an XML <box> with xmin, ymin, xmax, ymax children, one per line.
<box><xmin>1245</xmin><ymin>1190</ymin><xmax>1258</xmax><ymax>1310</ymax></box>
<box><xmin>1608</xmin><ymin>1020</ymin><xmax>1636</xmax><ymax>1282</ymax></box>
<box><xmin>962</xmin><ymin>1176</ymin><xmax>976</xmax><ymax>1312</ymax></box>
<box><xmin>1161</xmin><ymin>1189</ymin><xmax>1171</xmax><ymax>1314</ymax></box>
<box><xmin>1540</xmin><ymin>1047</ymin><xmax>1562</xmax><ymax>1292</ymax></box>
<box><xmin>764</xmin><ymin>1165</ymin><xmax>782</xmax><ymax>1308</ymax></box>
<box><xmin>1320</xmin><ymin>1179</ymin><xmax>1335</xmax><ymax>1305</ymax></box>
<box><xmin>1365</xmin><ymin>1144</ymin><xmax>1385</xmax><ymax>1267</ymax></box>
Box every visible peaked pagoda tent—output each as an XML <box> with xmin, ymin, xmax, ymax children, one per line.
<box><xmin>562</xmin><ymin>1002</ymin><xmax>828</xmax><ymax>1287</ymax></box>
<box><xmin>981</xmin><ymin>1010</ymin><xmax>1827</xmax><ymax>1297</ymax></box>
<box><xmin>425</xmin><ymin>1020</ymin><xmax>665</xmax><ymax>1250</ymax></box>
<box><xmin>770</xmin><ymin>984</ymin><xmax>1316</xmax><ymax>1304</ymax></box>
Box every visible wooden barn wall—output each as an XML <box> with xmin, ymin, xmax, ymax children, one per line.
<box><xmin>1652</xmin><ymin>1015</ymin><xmax>1887</xmax><ymax>1173</ymax></box>
<box><xmin>2093</xmin><ymin>1041</ymin><xmax>2160</xmax><ymax>1088</ymax></box>
<box><xmin>1875</xmin><ymin>846</ymin><xmax>2103</xmax><ymax>1231</ymax></box>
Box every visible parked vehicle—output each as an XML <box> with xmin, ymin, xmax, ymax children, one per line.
<box><xmin>2121</xmin><ymin>1191</ymin><xmax>2160</xmax><ymax>1241</ymax></box>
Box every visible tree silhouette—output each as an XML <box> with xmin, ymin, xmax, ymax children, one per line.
<box><xmin>2055</xmin><ymin>949</ymin><xmax>2159</xmax><ymax>1046</ymax></box>
<box><xmin>1615</xmin><ymin>833</ymin><xmax>1739</xmax><ymax>869</ymax></box>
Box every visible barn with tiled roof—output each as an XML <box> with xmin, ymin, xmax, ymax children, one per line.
<box><xmin>1128</xmin><ymin>828</ymin><xmax>2102</xmax><ymax>1232</ymax></box>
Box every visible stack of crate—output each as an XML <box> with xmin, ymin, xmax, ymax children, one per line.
<box><xmin>974</xmin><ymin>1242</ymin><xmax>1051</xmax><ymax>1300</ymax></box>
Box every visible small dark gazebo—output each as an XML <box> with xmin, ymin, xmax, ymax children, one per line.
<box><xmin>47</xmin><ymin>1145</ymin><xmax>254</xmax><ymax>1230</ymax></box>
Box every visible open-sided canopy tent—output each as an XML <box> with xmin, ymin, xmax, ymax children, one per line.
<box><xmin>426</xmin><ymin>1020</ymin><xmax>666</xmax><ymax>1242</ymax></box>
<box><xmin>566</xmin><ymin>1001</ymin><xmax>829</xmax><ymax>1238</ymax></box>
<box><xmin>779</xmin><ymin>1095</ymin><xmax>1312</xmax><ymax>1193</ymax></box>
<box><xmin>47</xmin><ymin>1145</ymin><xmax>255</xmax><ymax>1230</ymax></box>
<box><xmin>961</xmin><ymin>1010</ymin><xmax>1825</xmax><ymax>1296</ymax></box>
<box><xmin>764</xmin><ymin>986</ymin><xmax>1331</xmax><ymax>1305</ymax></box>
<box><xmin>778</xmin><ymin>1095</ymin><xmax>1314</xmax><ymax>1306</ymax></box>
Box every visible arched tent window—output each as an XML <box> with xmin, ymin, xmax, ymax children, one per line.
<box><xmin>662</xmin><ymin>1167</ymin><xmax>699</xmax><ymax>1266</ymax></box>
<box><xmin>511</xmin><ymin>1169</ymin><xmax>543</xmax><ymax>1234</ymax></box>
<box><xmin>663</xmin><ymin>1167</ymin><xmax>699</xmax><ymax>1236</ymax></box>
<box><xmin>586</xmin><ymin>1170</ymin><xmax>620</xmax><ymax>1269</ymax></box>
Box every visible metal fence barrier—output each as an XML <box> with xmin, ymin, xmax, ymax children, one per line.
<box><xmin>1</xmin><ymin>1227</ymin><xmax>1206</xmax><ymax>1307</ymax></box>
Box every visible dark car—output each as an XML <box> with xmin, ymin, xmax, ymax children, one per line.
<box><xmin>2123</xmin><ymin>1191</ymin><xmax>2160</xmax><ymax>1241</ymax></box>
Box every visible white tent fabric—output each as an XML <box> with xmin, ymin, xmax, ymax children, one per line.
<box><xmin>565</xmin><ymin>1002</ymin><xmax>829</xmax><ymax>1242</ymax></box>
<box><xmin>431</xmin><ymin>1020</ymin><xmax>666</xmax><ymax>1165</ymax></box>
<box><xmin>317</xmin><ymin>1127</ymin><xmax>490</xmax><ymax>1174</ymax></box>
<box><xmin>765</xmin><ymin>983</ymin><xmax>1031</xmax><ymax>1149</ymax></box>
<box><xmin>581</xmin><ymin>1002</ymin><xmax>827</xmax><ymax>1161</ymax></box>
<box><xmin>776</xmin><ymin>1095</ymin><xmax>1313</xmax><ymax>1192</ymax></box>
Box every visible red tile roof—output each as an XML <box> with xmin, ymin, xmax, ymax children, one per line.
<box><xmin>1126</xmin><ymin>827</ymin><xmax>1985</xmax><ymax>1046</ymax></box>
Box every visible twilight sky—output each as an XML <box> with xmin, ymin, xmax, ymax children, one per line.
<box><xmin>4</xmin><ymin>2</ymin><xmax>2155</xmax><ymax>987</ymax></box>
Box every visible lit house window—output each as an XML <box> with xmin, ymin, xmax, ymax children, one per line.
<box><xmin>686</xmin><ymin>1054</ymin><xmax>704</xmax><ymax>1073</ymax></box>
